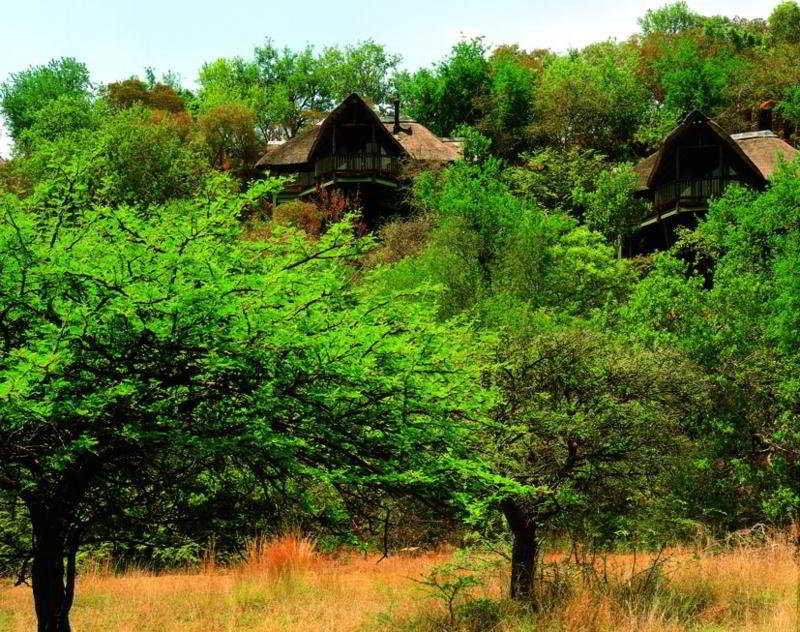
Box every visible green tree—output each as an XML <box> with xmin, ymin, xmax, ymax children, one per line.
<box><xmin>638</xmin><ymin>2</ymin><xmax>702</xmax><ymax>35</ymax></box>
<box><xmin>395</xmin><ymin>38</ymin><xmax>491</xmax><ymax>137</ymax></box>
<box><xmin>716</xmin><ymin>41</ymin><xmax>800</xmax><ymax>133</ymax></box>
<box><xmin>252</xmin><ymin>39</ymin><xmax>340</xmax><ymax>135</ymax></box>
<box><xmin>196</xmin><ymin>57</ymin><xmax>289</xmax><ymax>139</ymax></box>
<box><xmin>0</xmin><ymin>177</ymin><xmax>491</xmax><ymax>631</ymax></box>
<box><xmin>487</xmin><ymin>325</ymin><xmax>705</xmax><ymax>600</ymax></box>
<box><xmin>634</xmin><ymin>103</ymin><xmax>682</xmax><ymax>151</ymax></box>
<box><xmin>657</xmin><ymin>39</ymin><xmax>742</xmax><ymax>115</ymax></box>
<box><xmin>503</xmin><ymin>147</ymin><xmax>607</xmax><ymax>212</ymax></box>
<box><xmin>0</xmin><ymin>58</ymin><xmax>92</xmax><ymax>141</ymax></box>
<box><xmin>453</xmin><ymin>124</ymin><xmax>491</xmax><ymax>163</ymax></box>
<box><xmin>96</xmin><ymin>107</ymin><xmax>205</xmax><ymax>206</ymax></box>
<box><xmin>14</xmin><ymin>101</ymin><xmax>204</xmax><ymax>213</ymax></box>
<box><xmin>197</xmin><ymin>103</ymin><xmax>260</xmax><ymax>173</ymax></box>
<box><xmin>105</xmin><ymin>78</ymin><xmax>185</xmax><ymax>113</ymax></box>
<box><xmin>534</xmin><ymin>42</ymin><xmax>649</xmax><ymax>157</ymax></box>
<box><xmin>777</xmin><ymin>83</ymin><xmax>800</xmax><ymax>125</ymax></box>
<box><xmin>574</xmin><ymin>162</ymin><xmax>649</xmax><ymax>243</ymax></box>
<box><xmin>380</xmin><ymin>161</ymin><xmax>633</xmax><ymax>321</ymax></box>
<box><xmin>15</xmin><ymin>95</ymin><xmax>103</xmax><ymax>156</ymax></box>
<box><xmin>372</xmin><ymin>160</ymin><xmax>682</xmax><ymax>605</ymax></box>
<box><xmin>197</xmin><ymin>40</ymin><xmax>401</xmax><ymax>140</ymax></box>
<box><xmin>318</xmin><ymin>39</ymin><xmax>402</xmax><ymax>104</ymax></box>
<box><xmin>619</xmin><ymin>166</ymin><xmax>800</xmax><ymax>528</ymax></box>
<box><xmin>473</xmin><ymin>45</ymin><xmax>542</xmax><ymax>157</ymax></box>
<box><xmin>702</xmin><ymin>15</ymin><xmax>767</xmax><ymax>50</ymax></box>
<box><xmin>769</xmin><ymin>1</ymin><xmax>800</xmax><ymax>44</ymax></box>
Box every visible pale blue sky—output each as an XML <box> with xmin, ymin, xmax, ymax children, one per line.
<box><xmin>0</xmin><ymin>0</ymin><xmax>776</xmax><ymax>157</ymax></box>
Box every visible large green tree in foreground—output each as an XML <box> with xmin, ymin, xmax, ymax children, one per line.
<box><xmin>0</xmin><ymin>175</ymin><xmax>489</xmax><ymax>631</ymax></box>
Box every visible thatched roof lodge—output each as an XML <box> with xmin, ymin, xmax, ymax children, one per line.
<box><xmin>631</xmin><ymin>110</ymin><xmax>798</xmax><ymax>254</ymax></box>
<box><xmin>255</xmin><ymin>93</ymin><xmax>461</xmax><ymax>203</ymax></box>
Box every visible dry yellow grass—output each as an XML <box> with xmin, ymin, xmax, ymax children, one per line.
<box><xmin>0</xmin><ymin>535</ymin><xmax>797</xmax><ymax>632</ymax></box>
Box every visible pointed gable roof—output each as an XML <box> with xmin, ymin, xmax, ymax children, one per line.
<box><xmin>255</xmin><ymin>93</ymin><xmax>461</xmax><ymax>168</ymax></box>
<box><xmin>307</xmin><ymin>93</ymin><xmax>408</xmax><ymax>161</ymax></box>
<box><xmin>634</xmin><ymin>111</ymin><xmax>798</xmax><ymax>190</ymax></box>
<box><xmin>647</xmin><ymin>111</ymin><xmax>764</xmax><ymax>189</ymax></box>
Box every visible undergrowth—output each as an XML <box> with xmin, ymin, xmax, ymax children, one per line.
<box><xmin>0</xmin><ymin>534</ymin><xmax>795</xmax><ymax>632</ymax></box>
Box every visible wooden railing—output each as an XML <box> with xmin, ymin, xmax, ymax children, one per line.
<box><xmin>314</xmin><ymin>154</ymin><xmax>402</xmax><ymax>182</ymax></box>
<box><xmin>653</xmin><ymin>177</ymin><xmax>743</xmax><ymax>211</ymax></box>
<box><xmin>282</xmin><ymin>155</ymin><xmax>404</xmax><ymax>195</ymax></box>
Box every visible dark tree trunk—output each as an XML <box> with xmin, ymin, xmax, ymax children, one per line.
<box><xmin>29</xmin><ymin>507</ymin><xmax>77</xmax><ymax>632</ymax></box>
<box><xmin>510</xmin><ymin>525</ymin><xmax>538</xmax><ymax>600</ymax></box>
<box><xmin>502</xmin><ymin>500</ymin><xmax>538</xmax><ymax>603</ymax></box>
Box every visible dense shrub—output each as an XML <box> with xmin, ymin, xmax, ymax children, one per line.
<box><xmin>97</xmin><ymin>107</ymin><xmax>206</xmax><ymax>206</ymax></box>
<box><xmin>272</xmin><ymin>200</ymin><xmax>325</xmax><ymax>236</ymax></box>
<box><xmin>197</xmin><ymin>103</ymin><xmax>260</xmax><ymax>172</ymax></box>
<box><xmin>363</xmin><ymin>215</ymin><xmax>433</xmax><ymax>266</ymax></box>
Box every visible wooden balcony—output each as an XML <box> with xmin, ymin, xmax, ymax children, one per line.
<box><xmin>278</xmin><ymin>154</ymin><xmax>405</xmax><ymax>201</ymax></box>
<box><xmin>314</xmin><ymin>154</ymin><xmax>402</xmax><ymax>183</ymax></box>
<box><xmin>652</xmin><ymin>177</ymin><xmax>743</xmax><ymax>212</ymax></box>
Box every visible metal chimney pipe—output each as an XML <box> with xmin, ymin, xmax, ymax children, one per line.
<box><xmin>393</xmin><ymin>98</ymin><xmax>401</xmax><ymax>133</ymax></box>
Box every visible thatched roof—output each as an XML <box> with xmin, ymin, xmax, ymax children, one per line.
<box><xmin>255</xmin><ymin>93</ymin><xmax>461</xmax><ymax>168</ymax></box>
<box><xmin>381</xmin><ymin>120</ymin><xmax>463</xmax><ymax>161</ymax></box>
<box><xmin>255</xmin><ymin>125</ymin><xmax>320</xmax><ymax>167</ymax></box>
<box><xmin>731</xmin><ymin>131</ymin><xmax>798</xmax><ymax>179</ymax></box>
<box><xmin>633</xmin><ymin>152</ymin><xmax>659</xmax><ymax>190</ymax></box>
<box><xmin>634</xmin><ymin>112</ymin><xmax>798</xmax><ymax>190</ymax></box>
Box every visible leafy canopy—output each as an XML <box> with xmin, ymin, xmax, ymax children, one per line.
<box><xmin>196</xmin><ymin>39</ymin><xmax>401</xmax><ymax>139</ymax></box>
<box><xmin>0</xmin><ymin>170</ymin><xmax>498</xmax><ymax>628</ymax></box>
<box><xmin>657</xmin><ymin>39</ymin><xmax>742</xmax><ymax>115</ymax></box>
<box><xmin>534</xmin><ymin>42</ymin><xmax>649</xmax><ymax>157</ymax></box>
<box><xmin>638</xmin><ymin>2</ymin><xmax>702</xmax><ymax>35</ymax></box>
<box><xmin>0</xmin><ymin>58</ymin><xmax>92</xmax><ymax>141</ymax></box>
<box><xmin>395</xmin><ymin>38</ymin><xmax>491</xmax><ymax>137</ymax></box>
<box><xmin>377</xmin><ymin>161</ymin><xmax>633</xmax><ymax>322</ymax></box>
<box><xmin>769</xmin><ymin>1</ymin><xmax>800</xmax><ymax>44</ymax></box>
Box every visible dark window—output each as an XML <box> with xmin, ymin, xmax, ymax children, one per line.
<box><xmin>677</xmin><ymin>145</ymin><xmax>722</xmax><ymax>179</ymax></box>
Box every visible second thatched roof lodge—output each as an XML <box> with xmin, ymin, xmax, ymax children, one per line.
<box><xmin>632</xmin><ymin>110</ymin><xmax>798</xmax><ymax>254</ymax></box>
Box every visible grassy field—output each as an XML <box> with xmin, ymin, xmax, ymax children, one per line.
<box><xmin>1</xmin><ymin>535</ymin><xmax>797</xmax><ymax>632</ymax></box>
